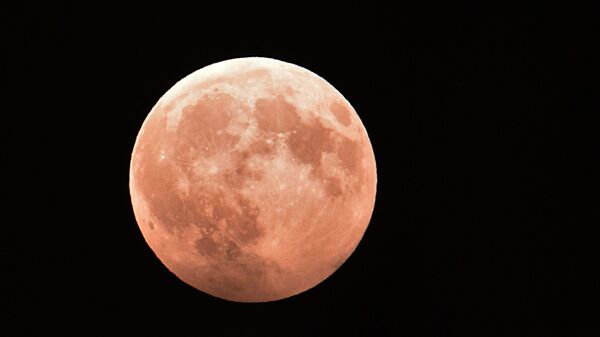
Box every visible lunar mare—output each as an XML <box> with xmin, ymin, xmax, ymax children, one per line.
<box><xmin>129</xmin><ymin>57</ymin><xmax>377</xmax><ymax>302</ymax></box>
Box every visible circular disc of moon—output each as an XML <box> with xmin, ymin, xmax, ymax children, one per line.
<box><xmin>129</xmin><ymin>57</ymin><xmax>377</xmax><ymax>302</ymax></box>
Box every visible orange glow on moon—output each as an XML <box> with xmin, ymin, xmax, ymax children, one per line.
<box><xmin>129</xmin><ymin>57</ymin><xmax>377</xmax><ymax>302</ymax></box>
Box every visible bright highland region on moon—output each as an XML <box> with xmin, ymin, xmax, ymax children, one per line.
<box><xmin>129</xmin><ymin>57</ymin><xmax>377</xmax><ymax>302</ymax></box>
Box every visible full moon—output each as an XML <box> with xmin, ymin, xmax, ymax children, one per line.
<box><xmin>129</xmin><ymin>57</ymin><xmax>377</xmax><ymax>302</ymax></box>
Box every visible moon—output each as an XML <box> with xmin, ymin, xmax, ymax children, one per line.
<box><xmin>129</xmin><ymin>57</ymin><xmax>377</xmax><ymax>302</ymax></box>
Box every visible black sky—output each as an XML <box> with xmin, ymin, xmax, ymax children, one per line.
<box><xmin>4</xmin><ymin>2</ymin><xmax>597</xmax><ymax>336</ymax></box>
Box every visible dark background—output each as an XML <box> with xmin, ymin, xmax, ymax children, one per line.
<box><xmin>4</xmin><ymin>1</ymin><xmax>596</xmax><ymax>336</ymax></box>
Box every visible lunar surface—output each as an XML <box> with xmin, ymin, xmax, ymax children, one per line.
<box><xmin>129</xmin><ymin>57</ymin><xmax>377</xmax><ymax>302</ymax></box>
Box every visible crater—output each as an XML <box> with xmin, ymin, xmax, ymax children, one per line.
<box><xmin>330</xmin><ymin>101</ymin><xmax>352</xmax><ymax>127</ymax></box>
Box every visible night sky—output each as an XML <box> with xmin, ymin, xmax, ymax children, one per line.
<box><xmin>4</xmin><ymin>2</ymin><xmax>596</xmax><ymax>336</ymax></box>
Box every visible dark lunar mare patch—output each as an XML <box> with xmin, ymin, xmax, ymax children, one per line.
<box><xmin>330</xmin><ymin>101</ymin><xmax>352</xmax><ymax>126</ymax></box>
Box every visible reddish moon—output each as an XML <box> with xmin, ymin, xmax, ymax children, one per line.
<box><xmin>129</xmin><ymin>57</ymin><xmax>377</xmax><ymax>302</ymax></box>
